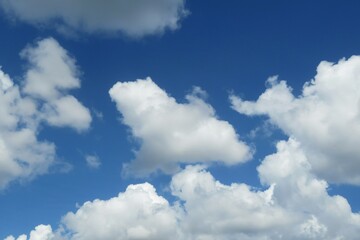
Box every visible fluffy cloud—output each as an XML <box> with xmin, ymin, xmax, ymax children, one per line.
<box><xmin>257</xmin><ymin>139</ymin><xmax>360</xmax><ymax>239</ymax></box>
<box><xmin>22</xmin><ymin>38</ymin><xmax>92</xmax><ymax>132</ymax></box>
<box><xmin>5</xmin><ymin>225</ymin><xmax>55</xmax><ymax>240</ymax></box>
<box><xmin>0</xmin><ymin>0</ymin><xmax>187</xmax><ymax>37</ymax></box>
<box><xmin>62</xmin><ymin>183</ymin><xmax>180</xmax><ymax>240</ymax></box>
<box><xmin>109</xmin><ymin>78</ymin><xmax>252</xmax><ymax>175</ymax></box>
<box><xmin>11</xmin><ymin>146</ymin><xmax>360</xmax><ymax>239</ymax></box>
<box><xmin>230</xmin><ymin>56</ymin><xmax>360</xmax><ymax>184</ymax></box>
<box><xmin>171</xmin><ymin>165</ymin><xmax>292</xmax><ymax>240</ymax></box>
<box><xmin>0</xmin><ymin>38</ymin><xmax>91</xmax><ymax>189</ymax></box>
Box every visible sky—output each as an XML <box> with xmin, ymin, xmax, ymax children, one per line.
<box><xmin>1</xmin><ymin>0</ymin><xmax>360</xmax><ymax>239</ymax></box>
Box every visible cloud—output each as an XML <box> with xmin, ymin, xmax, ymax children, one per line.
<box><xmin>85</xmin><ymin>155</ymin><xmax>101</xmax><ymax>169</ymax></box>
<box><xmin>0</xmin><ymin>38</ymin><xmax>91</xmax><ymax>189</ymax></box>
<box><xmin>109</xmin><ymin>78</ymin><xmax>252</xmax><ymax>176</ymax></box>
<box><xmin>61</xmin><ymin>183</ymin><xmax>180</xmax><ymax>240</ymax></box>
<box><xmin>0</xmin><ymin>0</ymin><xmax>188</xmax><ymax>38</ymax></box>
<box><xmin>22</xmin><ymin>38</ymin><xmax>92</xmax><ymax>132</ymax></box>
<box><xmin>171</xmin><ymin>165</ymin><xmax>292</xmax><ymax>240</ymax></box>
<box><xmin>59</xmin><ymin>141</ymin><xmax>360</xmax><ymax>239</ymax></box>
<box><xmin>230</xmin><ymin>56</ymin><xmax>360</xmax><ymax>185</ymax></box>
<box><xmin>5</xmin><ymin>225</ymin><xmax>55</xmax><ymax>240</ymax></box>
<box><xmin>10</xmin><ymin>145</ymin><xmax>360</xmax><ymax>239</ymax></box>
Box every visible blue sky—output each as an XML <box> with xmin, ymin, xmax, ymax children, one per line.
<box><xmin>1</xmin><ymin>1</ymin><xmax>360</xmax><ymax>239</ymax></box>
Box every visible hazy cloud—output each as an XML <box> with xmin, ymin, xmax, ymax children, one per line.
<box><xmin>0</xmin><ymin>0</ymin><xmax>188</xmax><ymax>38</ymax></box>
<box><xmin>85</xmin><ymin>155</ymin><xmax>101</xmax><ymax>169</ymax></box>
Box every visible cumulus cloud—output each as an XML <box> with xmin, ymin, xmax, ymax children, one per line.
<box><xmin>5</xmin><ymin>225</ymin><xmax>55</xmax><ymax>240</ymax></box>
<box><xmin>22</xmin><ymin>38</ymin><xmax>92</xmax><ymax>132</ymax></box>
<box><xmin>0</xmin><ymin>38</ymin><xmax>91</xmax><ymax>189</ymax></box>
<box><xmin>11</xmin><ymin>147</ymin><xmax>360</xmax><ymax>239</ymax></box>
<box><xmin>230</xmin><ymin>56</ymin><xmax>360</xmax><ymax>184</ymax></box>
<box><xmin>171</xmin><ymin>165</ymin><xmax>292</xmax><ymax>240</ymax></box>
<box><xmin>257</xmin><ymin>138</ymin><xmax>360</xmax><ymax>239</ymax></box>
<box><xmin>0</xmin><ymin>0</ymin><xmax>187</xmax><ymax>38</ymax></box>
<box><xmin>59</xmin><ymin>142</ymin><xmax>360</xmax><ymax>239</ymax></box>
<box><xmin>62</xmin><ymin>183</ymin><xmax>180</xmax><ymax>240</ymax></box>
<box><xmin>109</xmin><ymin>78</ymin><xmax>252</xmax><ymax>176</ymax></box>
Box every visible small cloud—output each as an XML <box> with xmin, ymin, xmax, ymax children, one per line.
<box><xmin>92</xmin><ymin>108</ymin><xmax>104</xmax><ymax>120</ymax></box>
<box><xmin>85</xmin><ymin>154</ymin><xmax>101</xmax><ymax>169</ymax></box>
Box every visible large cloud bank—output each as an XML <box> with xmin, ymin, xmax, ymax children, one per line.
<box><xmin>0</xmin><ymin>38</ymin><xmax>91</xmax><ymax>189</ymax></box>
<box><xmin>109</xmin><ymin>78</ymin><xmax>252</xmax><ymax>175</ymax></box>
<box><xmin>0</xmin><ymin>0</ymin><xmax>187</xmax><ymax>37</ymax></box>
<box><xmin>7</xmin><ymin>142</ymin><xmax>360</xmax><ymax>239</ymax></box>
<box><xmin>231</xmin><ymin>56</ymin><xmax>360</xmax><ymax>185</ymax></box>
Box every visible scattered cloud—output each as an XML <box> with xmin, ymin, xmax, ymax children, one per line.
<box><xmin>0</xmin><ymin>0</ymin><xmax>188</xmax><ymax>38</ymax></box>
<box><xmin>85</xmin><ymin>155</ymin><xmax>101</xmax><ymax>169</ymax></box>
<box><xmin>109</xmin><ymin>78</ymin><xmax>252</xmax><ymax>176</ymax></box>
<box><xmin>231</xmin><ymin>56</ymin><xmax>360</xmax><ymax>185</ymax></box>
<box><xmin>0</xmin><ymin>38</ymin><xmax>91</xmax><ymax>189</ymax></box>
<box><xmin>22</xmin><ymin>38</ymin><xmax>92</xmax><ymax>132</ymax></box>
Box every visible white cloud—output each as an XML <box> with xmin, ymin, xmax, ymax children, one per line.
<box><xmin>109</xmin><ymin>78</ymin><xmax>252</xmax><ymax>176</ymax></box>
<box><xmin>0</xmin><ymin>0</ymin><xmax>187</xmax><ymax>38</ymax></box>
<box><xmin>61</xmin><ymin>183</ymin><xmax>180</xmax><ymax>240</ymax></box>
<box><xmin>13</xmin><ymin>147</ymin><xmax>360</xmax><ymax>239</ymax></box>
<box><xmin>171</xmin><ymin>165</ymin><xmax>292</xmax><ymax>240</ymax></box>
<box><xmin>22</xmin><ymin>38</ymin><xmax>92</xmax><ymax>132</ymax></box>
<box><xmin>5</xmin><ymin>225</ymin><xmax>55</xmax><ymax>240</ymax></box>
<box><xmin>256</xmin><ymin>138</ymin><xmax>360</xmax><ymax>239</ymax></box>
<box><xmin>0</xmin><ymin>38</ymin><xmax>91</xmax><ymax>189</ymax></box>
<box><xmin>230</xmin><ymin>56</ymin><xmax>360</xmax><ymax>184</ymax></box>
<box><xmin>85</xmin><ymin>155</ymin><xmax>101</xmax><ymax>169</ymax></box>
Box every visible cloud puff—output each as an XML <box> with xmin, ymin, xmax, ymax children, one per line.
<box><xmin>62</xmin><ymin>183</ymin><xmax>180</xmax><ymax>240</ymax></box>
<box><xmin>22</xmin><ymin>38</ymin><xmax>92</xmax><ymax>132</ymax></box>
<box><xmin>85</xmin><ymin>155</ymin><xmax>101</xmax><ymax>169</ymax></box>
<box><xmin>5</xmin><ymin>225</ymin><xmax>55</xmax><ymax>240</ymax></box>
<box><xmin>171</xmin><ymin>165</ymin><xmax>292</xmax><ymax>240</ymax></box>
<box><xmin>230</xmin><ymin>56</ymin><xmax>360</xmax><ymax>184</ymax></box>
<box><xmin>0</xmin><ymin>0</ymin><xmax>187</xmax><ymax>38</ymax></box>
<box><xmin>109</xmin><ymin>78</ymin><xmax>252</xmax><ymax>176</ymax></box>
<box><xmin>0</xmin><ymin>38</ymin><xmax>91</xmax><ymax>189</ymax></box>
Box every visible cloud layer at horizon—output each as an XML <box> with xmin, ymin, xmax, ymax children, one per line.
<box><xmin>7</xmin><ymin>140</ymin><xmax>360</xmax><ymax>239</ymax></box>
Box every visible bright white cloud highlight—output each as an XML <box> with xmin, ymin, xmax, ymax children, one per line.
<box><xmin>0</xmin><ymin>38</ymin><xmax>91</xmax><ymax>189</ymax></box>
<box><xmin>230</xmin><ymin>56</ymin><xmax>360</xmax><ymax>184</ymax></box>
<box><xmin>5</xmin><ymin>225</ymin><xmax>55</xmax><ymax>240</ymax></box>
<box><xmin>257</xmin><ymin>138</ymin><xmax>360</xmax><ymax>239</ymax></box>
<box><xmin>0</xmin><ymin>0</ymin><xmax>187</xmax><ymax>37</ymax></box>
<box><xmin>62</xmin><ymin>183</ymin><xmax>180</xmax><ymax>240</ymax></box>
<box><xmin>109</xmin><ymin>78</ymin><xmax>252</xmax><ymax>175</ymax></box>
